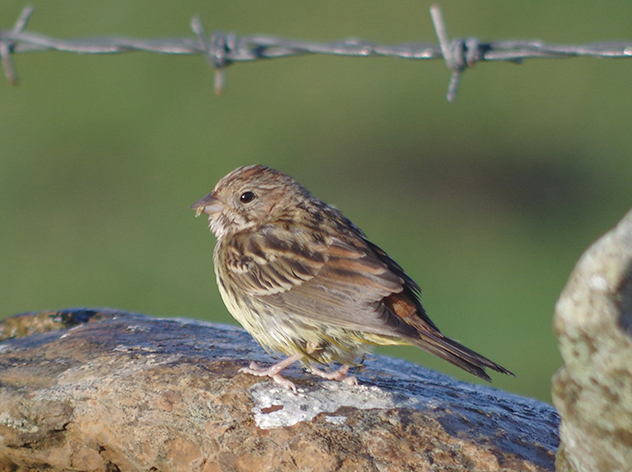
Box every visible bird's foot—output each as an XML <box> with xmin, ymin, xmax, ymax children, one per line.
<box><xmin>309</xmin><ymin>364</ymin><xmax>358</xmax><ymax>386</ymax></box>
<box><xmin>239</xmin><ymin>354</ymin><xmax>303</xmax><ymax>393</ymax></box>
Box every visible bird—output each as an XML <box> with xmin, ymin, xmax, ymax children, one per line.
<box><xmin>191</xmin><ymin>165</ymin><xmax>513</xmax><ymax>392</ymax></box>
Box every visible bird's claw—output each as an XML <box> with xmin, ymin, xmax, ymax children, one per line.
<box><xmin>309</xmin><ymin>364</ymin><xmax>357</xmax><ymax>385</ymax></box>
<box><xmin>239</xmin><ymin>362</ymin><xmax>298</xmax><ymax>393</ymax></box>
<box><xmin>342</xmin><ymin>376</ymin><xmax>358</xmax><ymax>386</ymax></box>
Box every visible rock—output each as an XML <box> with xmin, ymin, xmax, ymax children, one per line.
<box><xmin>0</xmin><ymin>308</ymin><xmax>558</xmax><ymax>472</ymax></box>
<box><xmin>553</xmin><ymin>209</ymin><xmax>632</xmax><ymax>472</ymax></box>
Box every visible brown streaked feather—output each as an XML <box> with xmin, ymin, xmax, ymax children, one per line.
<box><xmin>408</xmin><ymin>330</ymin><xmax>514</xmax><ymax>381</ymax></box>
<box><xmin>222</xmin><ymin>221</ymin><xmax>513</xmax><ymax>381</ymax></box>
<box><xmin>221</xmin><ymin>224</ymin><xmax>414</xmax><ymax>335</ymax></box>
<box><xmin>221</xmin><ymin>227</ymin><xmax>328</xmax><ymax>296</ymax></box>
<box><xmin>366</xmin><ymin>242</ymin><xmax>513</xmax><ymax>379</ymax></box>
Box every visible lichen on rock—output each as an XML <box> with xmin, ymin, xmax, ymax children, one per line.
<box><xmin>553</xmin><ymin>208</ymin><xmax>632</xmax><ymax>472</ymax></box>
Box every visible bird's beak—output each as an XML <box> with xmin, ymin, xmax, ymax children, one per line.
<box><xmin>190</xmin><ymin>192</ymin><xmax>224</xmax><ymax>217</ymax></box>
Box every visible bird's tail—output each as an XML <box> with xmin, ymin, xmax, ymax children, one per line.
<box><xmin>409</xmin><ymin>332</ymin><xmax>514</xmax><ymax>382</ymax></box>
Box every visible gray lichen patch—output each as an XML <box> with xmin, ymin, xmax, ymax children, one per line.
<box><xmin>249</xmin><ymin>381</ymin><xmax>423</xmax><ymax>429</ymax></box>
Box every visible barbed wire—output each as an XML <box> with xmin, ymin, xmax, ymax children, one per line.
<box><xmin>1</xmin><ymin>5</ymin><xmax>632</xmax><ymax>101</ymax></box>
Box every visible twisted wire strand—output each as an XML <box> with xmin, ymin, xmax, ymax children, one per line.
<box><xmin>1</xmin><ymin>4</ymin><xmax>631</xmax><ymax>100</ymax></box>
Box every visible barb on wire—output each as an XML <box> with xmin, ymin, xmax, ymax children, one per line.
<box><xmin>2</xmin><ymin>4</ymin><xmax>632</xmax><ymax>100</ymax></box>
<box><xmin>0</xmin><ymin>4</ymin><xmax>33</xmax><ymax>85</ymax></box>
<box><xmin>430</xmin><ymin>5</ymin><xmax>488</xmax><ymax>102</ymax></box>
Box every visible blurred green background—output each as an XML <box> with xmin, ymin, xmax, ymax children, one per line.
<box><xmin>1</xmin><ymin>0</ymin><xmax>631</xmax><ymax>403</ymax></box>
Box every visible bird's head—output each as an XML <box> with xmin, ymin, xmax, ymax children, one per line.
<box><xmin>191</xmin><ymin>165</ymin><xmax>311</xmax><ymax>239</ymax></box>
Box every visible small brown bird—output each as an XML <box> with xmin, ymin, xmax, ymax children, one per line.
<box><xmin>192</xmin><ymin>165</ymin><xmax>512</xmax><ymax>391</ymax></box>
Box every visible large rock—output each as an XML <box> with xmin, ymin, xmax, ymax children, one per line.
<box><xmin>553</xmin><ymin>209</ymin><xmax>632</xmax><ymax>472</ymax></box>
<box><xmin>0</xmin><ymin>309</ymin><xmax>558</xmax><ymax>472</ymax></box>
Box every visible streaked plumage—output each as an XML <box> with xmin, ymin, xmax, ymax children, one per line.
<box><xmin>192</xmin><ymin>165</ymin><xmax>512</xmax><ymax>391</ymax></box>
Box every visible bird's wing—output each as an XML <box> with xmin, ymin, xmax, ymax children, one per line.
<box><xmin>222</xmin><ymin>225</ymin><xmax>514</xmax><ymax>380</ymax></box>
<box><xmin>222</xmin><ymin>225</ymin><xmax>425</xmax><ymax>337</ymax></box>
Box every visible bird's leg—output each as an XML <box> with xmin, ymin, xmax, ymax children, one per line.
<box><xmin>309</xmin><ymin>364</ymin><xmax>358</xmax><ymax>386</ymax></box>
<box><xmin>239</xmin><ymin>353</ymin><xmax>303</xmax><ymax>393</ymax></box>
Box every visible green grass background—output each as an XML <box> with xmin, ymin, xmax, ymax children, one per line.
<box><xmin>2</xmin><ymin>0</ymin><xmax>631</xmax><ymax>403</ymax></box>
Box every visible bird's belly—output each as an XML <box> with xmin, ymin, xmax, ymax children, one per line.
<box><xmin>216</xmin><ymin>278</ymin><xmax>372</xmax><ymax>366</ymax></box>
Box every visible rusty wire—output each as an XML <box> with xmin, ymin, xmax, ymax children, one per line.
<box><xmin>1</xmin><ymin>4</ymin><xmax>632</xmax><ymax>101</ymax></box>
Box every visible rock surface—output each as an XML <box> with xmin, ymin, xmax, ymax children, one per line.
<box><xmin>0</xmin><ymin>309</ymin><xmax>558</xmax><ymax>472</ymax></box>
<box><xmin>552</xmin><ymin>209</ymin><xmax>632</xmax><ymax>472</ymax></box>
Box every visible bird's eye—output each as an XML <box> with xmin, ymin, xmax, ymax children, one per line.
<box><xmin>240</xmin><ymin>191</ymin><xmax>256</xmax><ymax>204</ymax></box>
